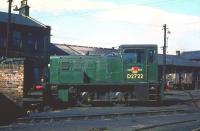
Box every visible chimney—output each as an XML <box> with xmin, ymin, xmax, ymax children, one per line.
<box><xmin>176</xmin><ymin>50</ymin><xmax>181</xmax><ymax>56</ymax></box>
<box><xmin>18</xmin><ymin>0</ymin><xmax>30</xmax><ymax>16</ymax></box>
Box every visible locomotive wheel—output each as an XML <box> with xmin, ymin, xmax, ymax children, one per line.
<box><xmin>43</xmin><ymin>105</ymin><xmax>53</xmax><ymax>112</ymax></box>
<box><xmin>77</xmin><ymin>92</ymin><xmax>92</xmax><ymax>107</ymax></box>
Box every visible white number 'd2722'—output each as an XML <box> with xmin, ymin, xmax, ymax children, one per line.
<box><xmin>127</xmin><ymin>73</ymin><xmax>144</xmax><ymax>79</ymax></box>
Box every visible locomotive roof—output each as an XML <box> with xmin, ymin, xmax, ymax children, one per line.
<box><xmin>119</xmin><ymin>44</ymin><xmax>157</xmax><ymax>49</ymax></box>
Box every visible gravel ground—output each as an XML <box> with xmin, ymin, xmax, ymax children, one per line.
<box><xmin>1</xmin><ymin>111</ymin><xmax>200</xmax><ymax>131</ymax></box>
<box><xmin>1</xmin><ymin>90</ymin><xmax>200</xmax><ymax>131</ymax></box>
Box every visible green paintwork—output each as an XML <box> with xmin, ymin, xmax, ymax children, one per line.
<box><xmin>50</xmin><ymin>56</ymin><xmax>59</xmax><ymax>84</ymax></box>
<box><xmin>58</xmin><ymin>89</ymin><xmax>69</xmax><ymax>102</ymax></box>
<box><xmin>106</xmin><ymin>57</ymin><xmax>123</xmax><ymax>83</ymax></box>
<box><xmin>50</xmin><ymin>56</ymin><xmax>124</xmax><ymax>84</ymax></box>
<box><xmin>50</xmin><ymin>47</ymin><xmax>158</xmax><ymax>85</ymax></box>
<box><xmin>147</xmin><ymin>48</ymin><xmax>158</xmax><ymax>83</ymax></box>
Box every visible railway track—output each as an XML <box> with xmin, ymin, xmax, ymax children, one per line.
<box><xmin>0</xmin><ymin>106</ymin><xmax>199</xmax><ymax>131</ymax></box>
<box><xmin>15</xmin><ymin>108</ymin><xmax>194</xmax><ymax>124</ymax></box>
<box><xmin>0</xmin><ymin>94</ymin><xmax>199</xmax><ymax>130</ymax></box>
<box><xmin>135</xmin><ymin>119</ymin><xmax>199</xmax><ymax>131</ymax></box>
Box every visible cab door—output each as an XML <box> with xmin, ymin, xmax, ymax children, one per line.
<box><xmin>147</xmin><ymin>48</ymin><xmax>158</xmax><ymax>82</ymax></box>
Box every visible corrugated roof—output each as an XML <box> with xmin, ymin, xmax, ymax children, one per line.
<box><xmin>52</xmin><ymin>43</ymin><xmax>117</xmax><ymax>55</ymax></box>
<box><xmin>158</xmin><ymin>54</ymin><xmax>200</xmax><ymax>67</ymax></box>
<box><xmin>49</xmin><ymin>44</ymin><xmax>69</xmax><ymax>56</ymax></box>
<box><xmin>0</xmin><ymin>11</ymin><xmax>47</xmax><ymax>28</ymax></box>
<box><xmin>181</xmin><ymin>51</ymin><xmax>200</xmax><ymax>60</ymax></box>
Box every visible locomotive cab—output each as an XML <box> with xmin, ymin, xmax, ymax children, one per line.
<box><xmin>119</xmin><ymin>45</ymin><xmax>158</xmax><ymax>82</ymax></box>
<box><xmin>119</xmin><ymin>45</ymin><xmax>160</xmax><ymax>101</ymax></box>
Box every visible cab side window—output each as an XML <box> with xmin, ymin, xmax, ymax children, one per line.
<box><xmin>148</xmin><ymin>49</ymin><xmax>156</xmax><ymax>63</ymax></box>
<box><xmin>135</xmin><ymin>49</ymin><xmax>145</xmax><ymax>63</ymax></box>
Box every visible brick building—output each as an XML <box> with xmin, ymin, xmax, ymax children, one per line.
<box><xmin>0</xmin><ymin>0</ymin><xmax>51</xmax><ymax>85</ymax></box>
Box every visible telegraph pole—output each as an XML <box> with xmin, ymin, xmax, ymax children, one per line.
<box><xmin>6</xmin><ymin>0</ymin><xmax>13</xmax><ymax>57</ymax></box>
<box><xmin>162</xmin><ymin>24</ymin><xmax>167</xmax><ymax>87</ymax></box>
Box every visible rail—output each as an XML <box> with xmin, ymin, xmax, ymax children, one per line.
<box><xmin>15</xmin><ymin>108</ymin><xmax>192</xmax><ymax>124</ymax></box>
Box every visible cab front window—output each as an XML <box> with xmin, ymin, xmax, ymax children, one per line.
<box><xmin>123</xmin><ymin>49</ymin><xmax>145</xmax><ymax>63</ymax></box>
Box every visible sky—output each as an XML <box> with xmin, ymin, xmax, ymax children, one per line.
<box><xmin>1</xmin><ymin>0</ymin><xmax>200</xmax><ymax>54</ymax></box>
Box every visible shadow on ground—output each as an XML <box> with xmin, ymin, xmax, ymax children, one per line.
<box><xmin>0</xmin><ymin>93</ymin><xmax>24</xmax><ymax>126</ymax></box>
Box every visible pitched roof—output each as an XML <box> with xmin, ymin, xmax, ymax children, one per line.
<box><xmin>119</xmin><ymin>44</ymin><xmax>157</xmax><ymax>49</ymax></box>
<box><xmin>52</xmin><ymin>43</ymin><xmax>117</xmax><ymax>55</ymax></box>
<box><xmin>158</xmin><ymin>54</ymin><xmax>200</xmax><ymax>67</ymax></box>
<box><xmin>181</xmin><ymin>51</ymin><xmax>200</xmax><ymax>60</ymax></box>
<box><xmin>0</xmin><ymin>11</ymin><xmax>48</xmax><ymax>28</ymax></box>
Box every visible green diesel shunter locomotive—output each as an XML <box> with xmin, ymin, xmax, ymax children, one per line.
<box><xmin>45</xmin><ymin>44</ymin><xmax>162</xmax><ymax>106</ymax></box>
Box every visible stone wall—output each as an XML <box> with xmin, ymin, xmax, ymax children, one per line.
<box><xmin>0</xmin><ymin>60</ymin><xmax>24</xmax><ymax>107</ymax></box>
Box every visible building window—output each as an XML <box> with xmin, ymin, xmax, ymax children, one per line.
<box><xmin>34</xmin><ymin>40</ymin><xmax>38</xmax><ymax>51</ymax></box>
<box><xmin>37</xmin><ymin>35</ymin><xmax>44</xmax><ymax>52</ymax></box>
<box><xmin>12</xmin><ymin>31</ymin><xmax>21</xmax><ymax>49</ymax></box>
<box><xmin>27</xmin><ymin>32</ymin><xmax>33</xmax><ymax>44</ymax></box>
<box><xmin>27</xmin><ymin>32</ymin><xmax>35</xmax><ymax>52</ymax></box>
<box><xmin>0</xmin><ymin>32</ymin><xmax>4</xmax><ymax>48</ymax></box>
<box><xmin>26</xmin><ymin>33</ymin><xmax>46</xmax><ymax>53</ymax></box>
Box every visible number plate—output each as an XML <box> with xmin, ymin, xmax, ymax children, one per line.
<box><xmin>127</xmin><ymin>73</ymin><xmax>144</xmax><ymax>79</ymax></box>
